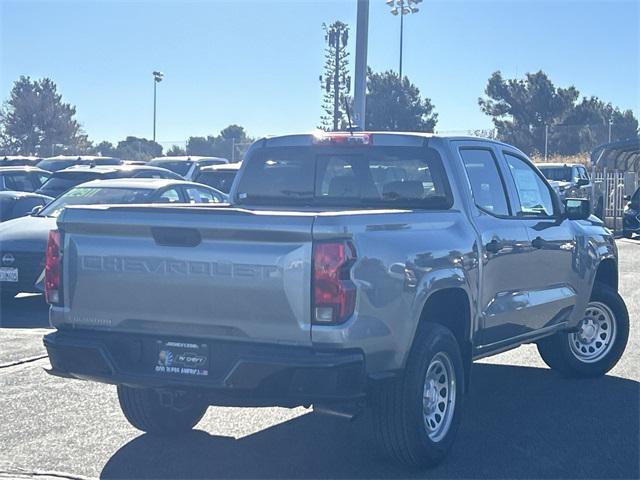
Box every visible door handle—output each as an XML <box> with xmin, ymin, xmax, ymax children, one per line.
<box><xmin>531</xmin><ymin>236</ymin><xmax>546</xmax><ymax>249</ymax></box>
<box><xmin>485</xmin><ymin>239</ymin><xmax>503</xmax><ymax>254</ymax></box>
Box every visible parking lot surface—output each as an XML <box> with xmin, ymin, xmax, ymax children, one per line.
<box><xmin>1</xmin><ymin>240</ymin><xmax>638</xmax><ymax>480</ymax></box>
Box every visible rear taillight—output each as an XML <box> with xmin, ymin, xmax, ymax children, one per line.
<box><xmin>45</xmin><ymin>229</ymin><xmax>61</xmax><ymax>304</ymax></box>
<box><xmin>312</xmin><ymin>241</ymin><xmax>357</xmax><ymax>325</ymax></box>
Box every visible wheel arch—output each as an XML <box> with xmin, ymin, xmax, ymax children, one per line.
<box><xmin>594</xmin><ymin>257</ymin><xmax>618</xmax><ymax>292</ymax></box>
<box><xmin>410</xmin><ymin>286</ymin><xmax>473</xmax><ymax>390</ymax></box>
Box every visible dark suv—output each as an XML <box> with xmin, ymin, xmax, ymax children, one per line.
<box><xmin>623</xmin><ymin>187</ymin><xmax>640</xmax><ymax>238</ymax></box>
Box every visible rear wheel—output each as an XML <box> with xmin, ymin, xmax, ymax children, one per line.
<box><xmin>537</xmin><ymin>282</ymin><xmax>629</xmax><ymax>378</ymax></box>
<box><xmin>117</xmin><ymin>385</ymin><xmax>207</xmax><ymax>434</ymax></box>
<box><xmin>623</xmin><ymin>230</ymin><xmax>634</xmax><ymax>239</ymax></box>
<box><xmin>371</xmin><ymin>323</ymin><xmax>464</xmax><ymax>468</ymax></box>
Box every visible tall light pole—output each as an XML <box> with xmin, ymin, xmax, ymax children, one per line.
<box><xmin>152</xmin><ymin>71</ymin><xmax>164</xmax><ymax>142</ymax></box>
<box><xmin>387</xmin><ymin>0</ymin><xmax>421</xmax><ymax>79</ymax></box>
<box><xmin>608</xmin><ymin>117</ymin><xmax>613</xmax><ymax>143</ymax></box>
<box><xmin>353</xmin><ymin>0</ymin><xmax>369</xmax><ymax>131</ymax></box>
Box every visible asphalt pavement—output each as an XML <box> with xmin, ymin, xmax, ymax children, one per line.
<box><xmin>0</xmin><ymin>240</ymin><xmax>638</xmax><ymax>480</ymax></box>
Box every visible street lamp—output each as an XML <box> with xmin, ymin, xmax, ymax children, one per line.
<box><xmin>387</xmin><ymin>0</ymin><xmax>421</xmax><ymax>79</ymax></box>
<box><xmin>152</xmin><ymin>71</ymin><xmax>164</xmax><ymax>142</ymax></box>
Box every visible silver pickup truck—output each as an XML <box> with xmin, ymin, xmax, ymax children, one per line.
<box><xmin>43</xmin><ymin>133</ymin><xmax>629</xmax><ymax>468</ymax></box>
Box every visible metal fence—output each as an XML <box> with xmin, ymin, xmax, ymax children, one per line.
<box><xmin>591</xmin><ymin>169</ymin><xmax>638</xmax><ymax>232</ymax></box>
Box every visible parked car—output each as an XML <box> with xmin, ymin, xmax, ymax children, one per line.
<box><xmin>0</xmin><ymin>166</ymin><xmax>51</xmax><ymax>193</ymax></box>
<box><xmin>623</xmin><ymin>186</ymin><xmax>640</xmax><ymax>238</ymax></box>
<box><xmin>1</xmin><ymin>156</ymin><xmax>43</xmax><ymax>167</ymax></box>
<box><xmin>0</xmin><ymin>191</ymin><xmax>52</xmax><ymax>222</ymax></box>
<box><xmin>536</xmin><ymin>163</ymin><xmax>592</xmax><ymax>200</ymax></box>
<box><xmin>36</xmin><ymin>164</ymin><xmax>182</xmax><ymax>198</ymax></box>
<box><xmin>194</xmin><ymin>162</ymin><xmax>241</xmax><ymax>194</ymax></box>
<box><xmin>0</xmin><ymin>178</ymin><xmax>225</xmax><ymax>302</ymax></box>
<box><xmin>148</xmin><ymin>156</ymin><xmax>229</xmax><ymax>180</ymax></box>
<box><xmin>43</xmin><ymin>133</ymin><xmax>628</xmax><ymax>468</ymax></box>
<box><xmin>36</xmin><ymin>155</ymin><xmax>121</xmax><ymax>172</ymax></box>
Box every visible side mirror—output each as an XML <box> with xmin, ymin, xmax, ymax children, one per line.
<box><xmin>564</xmin><ymin>198</ymin><xmax>591</xmax><ymax>220</ymax></box>
<box><xmin>30</xmin><ymin>205</ymin><xmax>44</xmax><ymax>216</ymax></box>
<box><xmin>576</xmin><ymin>178</ymin><xmax>590</xmax><ymax>187</ymax></box>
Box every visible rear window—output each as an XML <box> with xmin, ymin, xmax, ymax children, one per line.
<box><xmin>235</xmin><ymin>146</ymin><xmax>452</xmax><ymax>209</ymax></box>
<box><xmin>37</xmin><ymin>159</ymin><xmax>77</xmax><ymax>171</ymax></box>
<box><xmin>40</xmin><ymin>172</ymin><xmax>101</xmax><ymax>193</ymax></box>
<box><xmin>149</xmin><ymin>160</ymin><xmax>192</xmax><ymax>176</ymax></box>
<box><xmin>196</xmin><ymin>171</ymin><xmax>237</xmax><ymax>193</ymax></box>
<box><xmin>538</xmin><ymin>166</ymin><xmax>572</xmax><ymax>182</ymax></box>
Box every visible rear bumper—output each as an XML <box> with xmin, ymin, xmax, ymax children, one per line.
<box><xmin>44</xmin><ymin>330</ymin><xmax>366</xmax><ymax>406</ymax></box>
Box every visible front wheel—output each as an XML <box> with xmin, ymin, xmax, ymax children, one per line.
<box><xmin>371</xmin><ymin>323</ymin><xmax>464</xmax><ymax>468</ymax></box>
<box><xmin>623</xmin><ymin>230</ymin><xmax>634</xmax><ymax>239</ymax></box>
<box><xmin>117</xmin><ymin>386</ymin><xmax>207</xmax><ymax>434</ymax></box>
<box><xmin>537</xmin><ymin>282</ymin><xmax>629</xmax><ymax>378</ymax></box>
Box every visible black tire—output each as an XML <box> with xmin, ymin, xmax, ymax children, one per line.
<box><xmin>623</xmin><ymin>230</ymin><xmax>633</xmax><ymax>239</ymax></box>
<box><xmin>371</xmin><ymin>323</ymin><xmax>465</xmax><ymax>468</ymax></box>
<box><xmin>537</xmin><ymin>282</ymin><xmax>629</xmax><ymax>378</ymax></box>
<box><xmin>117</xmin><ymin>385</ymin><xmax>207</xmax><ymax>434</ymax></box>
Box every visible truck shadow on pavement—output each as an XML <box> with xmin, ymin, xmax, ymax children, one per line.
<box><xmin>101</xmin><ymin>363</ymin><xmax>639</xmax><ymax>479</ymax></box>
<box><xmin>0</xmin><ymin>294</ymin><xmax>49</xmax><ymax>328</ymax></box>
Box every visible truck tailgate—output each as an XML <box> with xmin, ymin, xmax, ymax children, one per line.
<box><xmin>56</xmin><ymin>205</ymin><xmax>314</xmax><ymax>345</ymax></box>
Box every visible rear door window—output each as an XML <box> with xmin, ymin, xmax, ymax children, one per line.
<box><xmin>185</xmin><ymin>187</ymin><xmax>220</xmax><ymax>203</ymax></box>
<box><xmin>459</xmin><ymin>148</ymin><xmax>510</xmax><ymax>216</ymax></box>
<box><xmin>157</xmin><ymin>188</ymin><xmax>181</xmax><ymax>203</ymax></box>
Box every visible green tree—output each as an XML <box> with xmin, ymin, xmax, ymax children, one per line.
<box><xmin>320</xmin><ymin>21</ymin><xmax>351</xmax><ymax>131</ymax></box>
<box><xmin>365</xmin><ymin>69</ymin><xmax>438</xmax><ymax>132</ymax></box>
<box><xmin>479</xmin><ymin>70</ymin><xmax>579</xmax><ymax>155</ymax></box>
<box><xmin>91</xmin><ymin>140</ymin><xmax>117</xmax><ymax>157</ymax></box>
<box><xmin>166</xmin><ymin>145</ymin><xmax>186</xmax><ymax>156</ymax></box>
<box><xmin>220</xmin><ymin>124</ymin><xmax>251</xmax><ymax>143</ymax></box>
<box><xmin>186</xmin><ymin>125</ymin><xmax>254</xmax><ymax>161</ymax></box>
<box><xmin>116</xmin><ymin>136</ymin><xmax>162</xmax><ymax>162</ymax></box>
<box><xmin>552</xmin><ymin>97</ymin><xmax>639</xmax><ymax>154</ymax></box>
<box><xmin>0</xmin><ymin>76</ymin><xmax>90</xmax><ymax>155</ymax></box>
<box><xmin>479</xmin><ymin>70</ymin><xmax>638</xmax><ymax>155</ymax></box>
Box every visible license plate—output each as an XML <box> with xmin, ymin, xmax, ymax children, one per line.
<box><xmin>155</xmin><ymin>341</ymin><xmax>209</xmax><ymax>376</ymax></box>
<box><xmin>0</xmin><ymin>267</ymin><xmax>18</xmax><ymax>282</ymax></box>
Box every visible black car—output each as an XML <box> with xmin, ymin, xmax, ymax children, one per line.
<box><xmin>623</xmin><ymin>187</ymin><xmax>640</xmax><ymax>239</ymax></box>
<box><xmin>0</xmin><ymin>192</ymin><xmax>53</xmax><ymax>222</ymax></box>
<box><xmin>194</xmin><ymin>162</ymin><xmax>241</xmax><ymax>194</ymax></box>
<box><xmin>0</xmin><ymin>166</ymin><xmax>51</xmax><ymax>193</ymax></box>
<box><xmin>36</xmin><ymin>164</ymin><xmax>182</xmax><ymax>197</ymax></box>
<box><xmin>0</xmin><ymin>178</ymin><xmax>225</xmax><ymax>302</ymax></box>
<box><xmin>36</xmin><ymin>155</ymin><xmax>121</xmax><ymax>172</ymax></box>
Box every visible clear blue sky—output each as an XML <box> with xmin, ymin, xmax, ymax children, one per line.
<box><xmin>1</xmin><ymin>0</ymin><xmax>638</xmax><ymax>147</ymax></box>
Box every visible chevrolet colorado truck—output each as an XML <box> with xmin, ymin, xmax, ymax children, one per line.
<box><xmin>43</xmin><ymin>133</ymin><xmax>629</xmax><ymax>468</ymax></box>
